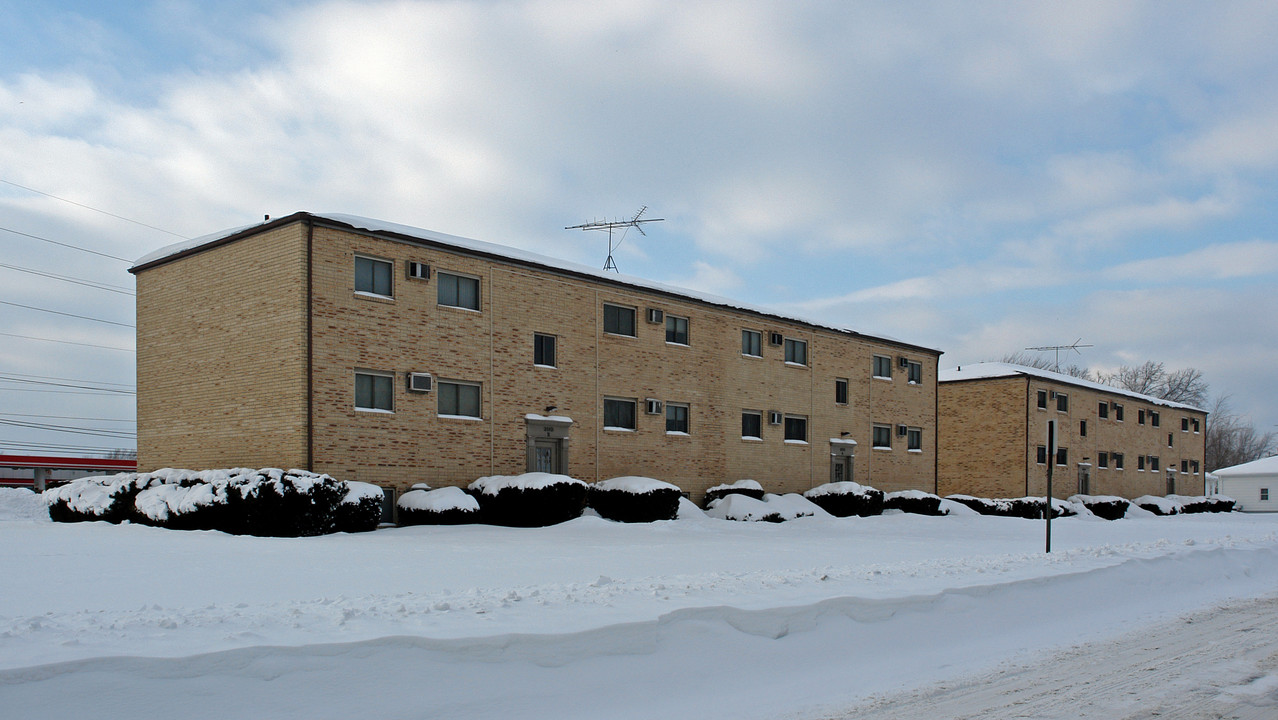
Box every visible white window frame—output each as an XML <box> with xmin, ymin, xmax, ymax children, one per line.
<box><xmin>665</xmin><ymin>315</ymin><xmax>689</xmax><ymax>346</ymax></box>
<box><xmin>437</xmin><ymin>380</ymin><xmax>482</xmax><ymax>419</ymax></box>
<box><xmin>835</xmin><ymin>378</ymin><xmax>849</xmax><ymax>405</ymax></box>
<box><xmin>665</xmin><ymin>402</ymin><xmax>689</xmax><ymax>435</ymax></box>
<box><xmin>907</xmin><ymin>361</ymin><xmax>922</xmax><ymax>385</ymax></box>
<box><xmin>741</xmin><ymin>410</ymin><xmax>762</xmax><ymax>440</ymax></box>
<box><xmin>603</xmin><ymin>397</ymin><xmax>637</xmax><ymax>431</ymax></box>
<box><xmin>907</xmin><ymin>427</ymin><xmax>922</xmax><ymax>452</ymax></box>
<box><xmin>354</xmin><ymin>254</ymin><xmax>393</xmax><ymax>298</ymax></box>
<box><xmin>534</xmin><ymin>333</ymin><xmax>557</xmax><ymax>368</ymax></box>
<box><xmin>437</xmin><ymin>271</ymin><xmax>481</xmax><ymax>311</ymax></box>
<box><xmin>873</xmin><ymin>355</ymin><xmax>892</xmax><ymax>379</ymax></box>
<box><xmin>873</xmin><ymin>424</ymin><xmax>892</xmax><ymax>450</ymax></box>
<box><xmin>783</xmin><ymin>414</ymin><xmax>808</xmax><ymax>444</ymax></box>
<box><xmin>354</xmin><ymin>370</ymin><xmax>394</xmax><ymax>413</ymax></box>
<box><xmin>741</xmin><ymin>330</ymin><xmax>762</xmax><ymax>358</ymax></box>
<box><xmin>784</xmin><ymin>338</ymin><xmax>808</xmax><ymax>366</ymax></box>
<box><xmin>603</xmin><ymin>303</ymin><xmax>637</xmax><ymax>337</ymax></box>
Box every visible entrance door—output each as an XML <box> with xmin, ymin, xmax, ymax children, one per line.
<box><xmin>533</xmin><ymin>439</ymin><xmax>559</xmax><ymax>474</ymax></box>
<box><xmin>1077</xmin><ymin>464</ymin><xmax>1091</xmax><ymax>495</ymax></box>
<box><xmin>831</xmin><ymin>455</ymin><xmax>853</xmax><ymax>484</ymax></box>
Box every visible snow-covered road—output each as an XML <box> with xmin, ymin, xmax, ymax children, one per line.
<box><xmin>828</xmin><ymin>593</ymin><xmax>1278</xmax><ymax>720</ymax></box>
<box><xmin>3</xmin><ymin>489</ymin><xmax>1278</xmax><ymax>719</ymax></box>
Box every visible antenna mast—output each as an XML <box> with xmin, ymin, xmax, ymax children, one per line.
<box><xmin>1025</xmin><ymin>339</ymin><xmax>1093</xmax><ymax>371</ymax></box>
<box><xmin>566</xmin><ymin>206</ymin><xmax>665</xmax><ymax>272</ymax></box>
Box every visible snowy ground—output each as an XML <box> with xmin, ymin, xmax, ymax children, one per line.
<box><xmin>2</xmin><ymin>488</ymin><xmax>1278</xmax><ymax>719</ymax></box>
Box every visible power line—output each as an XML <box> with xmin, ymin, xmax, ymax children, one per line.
<box><xmin>0</xmin><ymin>371</ymin><xmax>134</xmax><ymax>388</ymax></box>
<box><xmin>0</xmin><ymin>439</ymin><xmax>135</xmax><ymax>455</ymax></box>
<box><xmin>0</xmin><ymin>299</ymin><xmax>134</xmax><ymax>328</ymax></box>
<box><xmin>0</xmin><ymin>178</ymin><xmax>188</xmax><ymax>239</ymax></box>
<box><xmin>0</xmin><ymin>412</ymin><xmax>135</xmax><ymax>423</ymax></box>
<box><xmin>0</xmin><ymin>261</ymin><xmax>134</xmax><ymax>295</ymax></box>
<box><xmin>0</xmin><ymin>388</ymin><xmax>134</xmax><ymax>396</ymax></box>
<box><xmin>0</xmin><ymin>418</ymin><xmax>136</xmax><ymax>439</ymax></box>
<box><xmin>0</xmin><ymin>375</ymin><xmax>135</xmax><ymax>395</ymax></box>
<box><xmin>0</xmin><ymin>331</ymin><xmax>134</xmax><ymax>352</ymax></box>
<box><xmin>0</xmin><ymin>225</ymin><xmax>134</xmax><ymax>263</ymax></box>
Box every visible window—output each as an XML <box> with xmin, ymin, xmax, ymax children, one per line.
<box><xmin>741</xmin><ymin>330</ymin><xmax>762</xmax><ymax>357</ymax></box>
<box><xmin>1151</xmin><ymin>411</ymin><xmax>1160</xmax><ymax>427</ymax></box>
<box><xmin>1191</xmin><ymin>460</ymin><xmax>1199</xmax><ymax>474</ymax></box>
<box><xmin>665</xmin><ymin>403</ymin><xmax>689</xmax><ymax>434</ymax></box>
<box><xmin>665</xmin><ymin>315</ymin><xmax>689</xmax><ymax>345</ymax></box>
<box><xmin>741</xmin><ymin>411</ymin><xmax>762</xmax><ymax>440</ymax></box>
<box><xmin>1138</xmin><ymin>455</ymin><xmax>1146</xmax><ymax>471</ymax></box>
<box><xmin>603</xmin><ymin>304</ymin><xmax>636</xmax><ymax>336</ymax></box>
<box><xmin>534</xmin><ymin>333</ymin><xmax>556</xmax><ymax>368</ymax></box>
<box><xmin>1138</xmin><ymin>409</ymin><xmax>1146</xmax><ymax>425</ymax></box>
<box><xmin>603</xmin><ymin>397</ymin><xmax>637</xmax><ymax>430</ymax></box>
<box><xmin>1098</xmin><ymin>451</ymin><xmax>1109</xmax><ymax>469</ymax></box>
<box><xmin>1098</xmin><ymin>401</ymin><xmax>1109</xmax><ymax>419</ymax></box>
<box><xmin>354</xmin><ymin>255</ymin><xmax>392</xmax><ymax>297</ymax></box>
<box><xmin>1192</xmin><ymin>418</ymin><xmax>1200</xmax><ymax>433</ymax></box>
<box><xmin>1114</xmin><ymin>453</ymin><xmax>1124</xmax><ymax>470</ymax></box>
<box><xmin>1080</xmin><ymin>420</ymin><xmax>1087</xmax><ymax>437</ymax></box>
<box><xmin>1182</xmin><ymin>417</ymin><xmax>1190</xmax><ymax>431</ymax></box>
<box><xmin>873</xmin><ymin>424</ymin><xmax>892</xmax><ymax>449</ymax></box>
<box><xmin>1037</xmin><ymin>390</ymin><xmax>1048</xmax><ymax>409</ymax></box>
<box><xmin>1113</xmin><ymin>404</ymin><xmax>1124</xmax><ymax>421</ymax></box>
<box><xmin>784</xmin><ymin>338</ymin><xmax>807</xmax><ymax>365</ymax></box>
<box><xmin>437</xmin><ymin>271</ymin><xmax>480</xmax><ymax>310</ymax></box>
<box><xmin>438</xmin><ymin>381</ymin><xmax>481</xmax><ymax>418</ymax></box>
<box><xmin>1181</xmin><ymin>460</ymin><xmax>1189</xmax><ymax>474</ymax></box>
<box><xmin>1056</xmin><ymin>392</ymin><xmax>1069</xmax><ymax>412</ymax></box>
<box><xmin>907</xmin><ymin>427</ymin><xmax>922</xmax><ymax>451</ymax></box>
<box><xmin>1168</xmin><ymin>433</ymin><xmax>1174</xmax><ymax>448</ymax></box>
<box><xmin>907</xmin><ymin>361</ymin><xmax>922</xmax><ymax>384</ymax></box>
<box><xmin>354</xmin><ymin>371</ymin><xmax>393</xmax><ymax>412</ymax></box>
<box><xmin>873</xmin><ymin>355</ymin><xmax>892</xmax><ymax>379</ymax></box>
<box><xmin>784</xmin><ymin>415</ymin><xmax>807</xmax><ymax>442</ymax></box>
<box><xmin>1149</xmin><ymin>456</ymin><xmax>1160</xmax><ymax>472</ymax></box>
<box><xmin>835</xmin><ymin>378</ymin><xmax>849</xmax><ymax>405</ymax></box>
<box><xmin>1262</xmin><ymin>488</ymin><xmax>1270</xmax><ymax>502</ymax></box>
<box><xmin>1056</xmin><ymin>447</ymin><xmax>1068</xmax><ymax>466</ymax></box>
<box><xmin>1036</xmin><ymin>445</ymin><xmax>1047</xmax><ymax>465</ymax></box>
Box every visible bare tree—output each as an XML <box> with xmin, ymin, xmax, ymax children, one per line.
<box><xmin>1095</xmin><ymin>362</ymin><xmax>1210</xmax><ymax>408</ymax></box>
<box><xmin>1205</xmin><ymin>396</ymin><xmax>1278</xmax><ymax>472</ymax></box>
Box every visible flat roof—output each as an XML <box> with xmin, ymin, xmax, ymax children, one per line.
<box><xmin>131</xmin><ymin>211</ymin><xmax>942</xmax><ymax>356</ymax></box>
<box><xmin>939</xmin><ymin>362</ymin><xmax>1207</xmax><ymax>414</ymax></box>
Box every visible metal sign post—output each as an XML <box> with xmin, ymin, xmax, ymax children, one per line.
<box><xmin>1045</xmin><ymin>419</ymin><xmax>1056</xmax><ymax>553</ymax></box>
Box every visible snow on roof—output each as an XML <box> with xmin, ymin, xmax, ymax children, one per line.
<box><xmin>1213</xmin><ymin>455</ymin><xmax>1278</xmax><ymax>478</ymax></box>
<box><xmin>938</xmin><ymin>362</ymin><xmax>1207</xmax><ymax>413</ymax></box>
<box><xmin>131</xmin><ymin>212</ymin><xmax>939</xmax><ymax>354</ymax></box>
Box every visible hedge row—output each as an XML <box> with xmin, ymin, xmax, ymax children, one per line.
<box><xmin>45</xmin><ymin>469</ymin><xmax>382</xmax><ymax>537</ymax></box>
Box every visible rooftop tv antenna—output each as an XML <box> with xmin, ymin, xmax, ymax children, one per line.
<box><xmin>566</xmin><ymin>206</ymin><xmax>664</xmax><ymax>272</ymax></box>
<box><xmin>1025</xmin><ymin>339</ymin><xmax>1093</xmax><ymax>371</ymax></box>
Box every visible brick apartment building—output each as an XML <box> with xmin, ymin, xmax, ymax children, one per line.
<box><xmin>130</xmin><ymin>212</ymin><xmax>941</xmax><ymax>501</ymax></box>
<box><xmin>938</xmin><ymin>362</ymin><xmax>1208</xmax><ymax>500</ymax></box>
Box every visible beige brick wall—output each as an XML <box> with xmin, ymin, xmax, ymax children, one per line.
<box><xmin>940</xmin><ymin>375</ymin><xmax>1208</xmax><ymax>500</ymax></box>
<box><xmin>133</xmin><ymin>218</ymin><xmax>937</xmax><ymax>501</ymax></box>
<box><xmin>135</xmin><ymin>224</ymin><xmax>309</xmax><ymax>470</ymax></box>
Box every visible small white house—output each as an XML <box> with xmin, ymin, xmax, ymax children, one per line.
<box><xmin>1213</xmin><ymin>456</ymin><xmax>1278</xmax><ymax>512</ymax></box>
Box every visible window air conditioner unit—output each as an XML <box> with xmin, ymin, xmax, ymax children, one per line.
<box><xmin>407</xmin><ymin>261</ymin><xmax>430</xmax><ymax>280</ymax></box>
<box><xmin>769</xmin><ymin>332</ymin><xmax>784</xmax><ymax>346</ymax></box>
<box><xmin>646</xmin><ymin>308</ymin><xmax>664</xmax><ymax>324</ymax></box>
<box><xmin>768</xmin><ymin>411</ymin><xmax>783</xmax><ymax>425</ymax></box>
<box><xmin>407</xmin><ymin>372</ymin><xmax>433</xmax><ymax>393</ymax></box>
<box><xmin>898</xmin><ymin>356</ymin><xmax>910</xmax><ymax>368</ymax></box>
<box><xmin>645</xmin><ymin>398</ymin><xmax>663</xmax><ymax>415</ymax></box>
<box><xmin>1049</xmin><ymin>391</ymin><xmax>1058</xmax><ymax>399</ymax></box>
<box><xmin>896</xmin><ymin>424</ymin><xmax>908</xmax><ymax>436</ymax></box>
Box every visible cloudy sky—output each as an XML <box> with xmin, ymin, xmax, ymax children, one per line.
<box><xmin>2</xmin><ymin>0</ymin><xmax>1277</xmax><ymax>457</ymax></box>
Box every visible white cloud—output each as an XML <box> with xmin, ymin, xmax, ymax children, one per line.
<box><xmin>1104</xmin><ymin>239</ymin><xmax>1278</xmax><ymax>283</ymax></box>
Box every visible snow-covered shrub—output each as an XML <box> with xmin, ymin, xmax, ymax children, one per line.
<box><xmin>706</xmin><ymin>493</ymin><xmax>824</xmax><ymax>522</ymax></box>
<box><xmin>1166</xmin><ymin>495</ymin><xmax>1216</xmax><ymax>514</ymax></box>
<box><xmin>46</xmin><ymin>468</ymin><xmax>377</xmax><ymax>537</ymax></box>
<box><xmin>468</xmin><ymin>473</ymin><xmax>587</xmax><ymax>527</ymax></box>
<box><xmin>804</xmin><ymin>481</ymin><xmax>884</xmax><ymax>517</ymax></box>
<box><xmin>945</xmin><ymin>494</ymin><xmax>1001</xmax><ymax>515</ymax></box>
<box><xmin>1069</xmin><ymin>495</ymin><xmax>1130</xmax><ymax>521</ymax></box>
<box><xmin>1206</xmin><ymin>495</ymin><xmax>1237</xmax><ymax>513</ymax></box>
<box><xmin>45</xmin><ymin>472</ymin><xmax>164</xmax><ymax>524</ymax></box>
<box><xmin>336</xmin><ymin>482</ymin><xmax>384</xmax><ymax>532</ymax></box>
<box><xmin>883</xmin><ymin>490</ymin><xmax>949</xmax><ymax>516</ymax></box>
<box><xmin>588</xmin><ymin>476</ymin><xmax>682</xmax><ymax>523</ymax></box>
<box><xmin>398</xmin><ymin>486</ymin><xmax>481</xmax><ymax>525</ymax></box>
<box><xmin>1134</xmin><ymin>495</ymin><xmax>1180</xmax><ymax>516</ymax></box>
<box><xmin>703</xmin><ymin>479</ymin><xmax>765</xmax><ymax>507</ymax></box>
